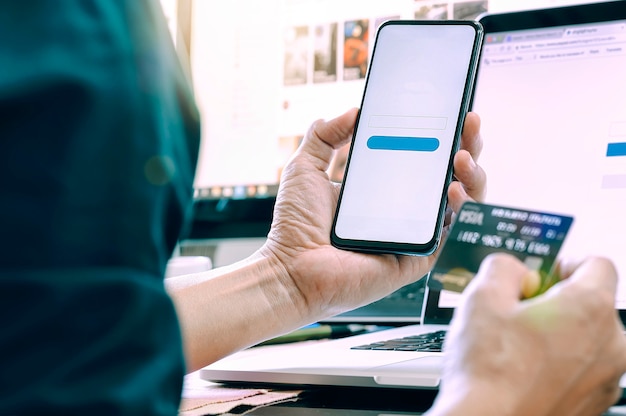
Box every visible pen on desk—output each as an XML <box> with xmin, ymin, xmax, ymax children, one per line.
<box><xmin>258</xmin><ymin>324</ymin><xmax>375</xmax><ymax>346</ymax></box>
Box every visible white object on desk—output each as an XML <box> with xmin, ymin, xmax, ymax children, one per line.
<box><xmin>165</xmin><ymin>256</ymin><xmax>212</xmax><ymax>278</ymax></box>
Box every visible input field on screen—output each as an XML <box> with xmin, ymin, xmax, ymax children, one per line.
<box><xmin>601</xmin><ymin>174</ymin><xmax>626</xmax><ymax>189</ymax></box>
<box><xmin>368</xmin><ymin>115</ymin><xmax>448</xmax><ymax>130</ymax></box>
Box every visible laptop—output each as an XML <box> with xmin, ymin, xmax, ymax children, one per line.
<box><xmin>200</xmin><ymin>0</ymin><xmax>626</xmax><ymax>389</ymax></box>
<box><xmin>322</xmin><ymin>278</ymin><xmax>426</xmax><ymax>324</ymax></box>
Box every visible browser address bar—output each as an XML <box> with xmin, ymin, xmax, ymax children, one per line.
<box><xmin>485</xmin><ymin>33</ymin><xmax>626</xmax><ymax>56</ymax></box>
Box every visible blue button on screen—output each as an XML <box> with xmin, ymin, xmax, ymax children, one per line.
<box><xmin>607</xmin><ymin>142</ymin><xmax>626</xmax><ymax>157</ymax></box>
<box><xmin>367</xmin><ymin>136</ymin><xmax>440</xmax><ymax>152</ymax></box>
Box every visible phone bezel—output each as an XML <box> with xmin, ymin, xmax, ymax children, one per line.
<box><xmin>330</xmin><ymin>19</ymin><xmax>484</xmax><ymax>256</ymax></box>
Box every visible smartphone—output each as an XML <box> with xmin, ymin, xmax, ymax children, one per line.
<box><xmin>331</xmin><ymin>20</ymin><xmax>483</xmax><ymax>256</ymax></box>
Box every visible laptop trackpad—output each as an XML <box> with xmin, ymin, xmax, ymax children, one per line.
<box><xmin>372</xmin><ymin>356</ymin><xmax>443</xmax><ymax>388</ymax></box>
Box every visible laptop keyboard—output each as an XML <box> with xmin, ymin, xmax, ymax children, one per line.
<box><xmin>350</xmin><ymin>329</ymin><xmax>447</xmax><ymax>352</ymax></box>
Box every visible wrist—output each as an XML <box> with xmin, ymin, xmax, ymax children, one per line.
<box><xmin>252</xmin><ymin>249</ymin><xmax>311</xmax><ymax>330</ymax></box>
<box><xmin>166</xmin><ymin>250</ymin><xmax>310</xmax><ymax>370</ymax></box>
<box><xmin>257</xmin><ymin>242</ymin><xmax>320</xmax><ymax>321</ymax></box>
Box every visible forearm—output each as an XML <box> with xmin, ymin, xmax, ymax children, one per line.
<box><xmin>165</xmin><ymin>252</ymin><xmax>308</xmax><ymax>372</ymax></box>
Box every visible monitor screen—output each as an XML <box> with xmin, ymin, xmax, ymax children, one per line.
<box><xmin>182</xmin><ymin>0</ymin><xmax>608</xmax><ymax>242</ymax></box>
<box><xmin>185</xmin><ymin>0</ymin><xmax>493</xmax><ymax>238</ymax></box>
<box><xmin>436</xmin><ymin>5</ymin><xmax>626</xmax><ymax>312</ymax></box>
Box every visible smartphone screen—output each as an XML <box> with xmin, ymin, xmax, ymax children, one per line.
<box><xmin>331</xmin><ymin>21</ymin><xmax>483</xmax><ymax>255</ymax></box>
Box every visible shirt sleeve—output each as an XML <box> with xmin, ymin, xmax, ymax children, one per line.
<box><xmin>0</xmin><ymin>1</ymin><xmax>201</xmax><ymax>414</ymax></box>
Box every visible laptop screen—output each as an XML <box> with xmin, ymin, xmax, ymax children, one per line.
<box><xmin>428</xmin><ymin>3</ymin><xmax>626</xmax><ymax>320</ymax></box>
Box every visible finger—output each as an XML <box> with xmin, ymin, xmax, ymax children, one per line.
<box><xmin>460</xmin><ymin>112</ymin><xmax>482</xmax><ymax>161</ymax></box>
<box><xmin>328</xmin><ymin>142</ymin><xmax>350</xmax><ymax>183</ymax></box>
<box><xmin>552</xmin><ymin>256</ymin><xmax>599</xmax><ymax>281</ymax></box>
<box><xmin>561</xmin><ymin>256</ymin><xmax>618</xmax><ymax>295</ymax></box>
<box><xmin>295</xmin><ymin>108</ymin><xmax>358</xmax><ymax>173</ymax></box>
<box><xmin>448</xmin><ymin>151</ymin><xmax>487</xmax><ymax>212</ymax></box>
<box><xmin>465</xmin><ymin>253</ymin><xmax>530</xmax><ymax>312</ymax></box>
<box><xmin>446</xmin><ymin>181</ymin><xmax>470</xmax><ymax>215</ymax></box>
<box><xmin>550</xmin><ymin>257</ymin><xmax>582</xmax><ymax>281</ymax></box>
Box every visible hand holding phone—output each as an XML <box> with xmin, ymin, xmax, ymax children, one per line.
<box><xmin>331</xmin><ymin>20</ymin><xmax>483</xmax><ymax>255</ymax></box>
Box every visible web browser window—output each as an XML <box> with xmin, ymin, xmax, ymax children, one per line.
<box><xmin>439</xmin><ymin>18</ymin><xmax>626</xmax><ymax>308</ymax></box>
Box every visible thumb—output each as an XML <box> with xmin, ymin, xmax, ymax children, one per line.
<box><xmin>465</xmin><ymin>253</ymin><xmax>530</xmax><ymax>312</ymax></box>
<box><xmin>296</xmin><ymin>108</ymin><xmax>358</xmax><ymax>168</ymax></box>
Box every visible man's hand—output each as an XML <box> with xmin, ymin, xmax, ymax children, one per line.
<box><xmin>261</xmin><ymin>108</ymin><xmax>486</xmax><ymax>321</ymax></box>
<box><xmin>168</xmin><ymin>109</ymin><xmax>486</xmax><ymax>370</ymax></box>
<box><xmin>428</xmin><ymin>254</ymin><xmax>626</xmax><ymax>416</ymax></box>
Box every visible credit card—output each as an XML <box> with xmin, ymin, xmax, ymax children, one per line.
<box><xmin>428</xmin><ymin>201</ymin><xmax>574</xmax><ymax>298</ymax></box>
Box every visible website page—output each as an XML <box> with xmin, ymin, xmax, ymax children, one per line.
<box><xmin>439</xmin><ymin>19</ymin><xmax>626</xmax><ymax>308</ymax></box>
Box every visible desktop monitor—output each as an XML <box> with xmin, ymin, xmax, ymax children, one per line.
<box><xmin>179</xmin><ymin>0</ymin><xmax>617</xmax><ymax>291</ymax></box>
<box><xmin>421</xmin><ymin>0</ymin><xmax>626</xmax><ymax>323</ymax></box>
<box><xmin>184</xmin><ymin>0</ymin><xmax>492</xmax><ymax>241</ymax></box>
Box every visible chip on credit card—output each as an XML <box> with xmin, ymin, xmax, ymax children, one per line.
<box><xmin>428</xmin><ymin>201</ymin><xmax>574</xmax><ymax>298</ymax></box>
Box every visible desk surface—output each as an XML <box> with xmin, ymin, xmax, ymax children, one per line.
<box><xmin>245</xmin><ymin>386</ymin><xmax>435</xmax><ymax>415</ymax></box>
<box><xmin>245</xmin><ymin>388</ymin><xmax>626</xmax><ymax>416</ymax></box>
<box><xmin>180</xmin><ymin>368</ymin><xmax>434</xmax><ymax>415</ymax></box>
<box><xmin>182</xmin><ymin>344</ymin><xmax>626</xmax><ymax>416</ymax></box>
<box><xmin>182</xmin><ymin>369</ymin><xmax>626</xmax><ymax>416</ymax></box>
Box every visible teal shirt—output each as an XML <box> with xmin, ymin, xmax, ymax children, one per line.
<box><xmin>0</xmin><ymin>1</ymin><xmax>200</xmax><ymax>414</ymax></box>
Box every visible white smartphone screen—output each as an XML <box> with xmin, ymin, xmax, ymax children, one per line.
<box><xmin>332</xmin><ymin>21</ymin><xmax>482</xmax><ymax>254</ymax></box>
